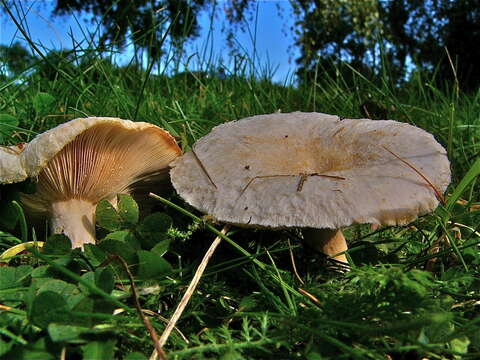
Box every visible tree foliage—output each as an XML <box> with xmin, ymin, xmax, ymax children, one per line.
<box><xmin>0</xmin><ymin>41</ymin><xmax>35</xmax><ymax>77</ymax></box>
<box><xmin>291</xmin><ymin>0</ymin><xmax>480</xmax><ymax>89</ymax></box>
<box><xmin>53</xmin><ymin>0</ymin><xmax>207</xmax><ymax>60</ymax></box>
<box><xmin>5</xmin><ymin>0</ymin><xmax>480</xmax><ymax>89</ymax></box>
<box><xmin>423</xmin><ymin>0</ymin><xmax>480</xmax><ymax>90</ymax></box>
<box><xmin>222</xmin><ymin>0</ymin><xmax>480</xmax><ymax>89</ymax></box>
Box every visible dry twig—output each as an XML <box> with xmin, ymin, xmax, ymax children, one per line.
<box><xmin>149</xmin><ymin>225</ymin><xmax>231</xmax><ymax>360</ymax></box>
<box><xmin>112</xmin><ymin>255</ymin><xmax>167</xmax><ymax>360</ymax></box>
<box><xmin>288</xmin><ymin>238</ymin><xmax>304</xmax><ymax>284</ymax></box>
<box><xmin>191</xmin><ymin>148</ymin><xmax>217</xmax><ymax>189</ymax></box>
<box><xmin>298</xmin><ymin>288</ymin><xmax>322</xmax><ymax>308</ymax></box>
<box><xmin>382</xmin><ymin>145</ymin><xmax>445</xmax><ymax>204</ymax></box>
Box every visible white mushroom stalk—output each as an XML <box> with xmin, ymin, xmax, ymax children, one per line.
<box><xmin>170</xmin><ymin>112</ymin><xmax>451</xmax><ymax>265</ymax></box>
<box><xmin>2</xmin><ymin>117</ymin><xmax>182</xmax><ymax>249</ymax></box>
<box><xmin>303</xmin><ymin>228</ymin><xmax>348</xmax><ymax>263</ymax></box>
<box><xmin>49</xmin><ymin>199</ymin><xmax>96</xmax><ymax>248</ymax></box>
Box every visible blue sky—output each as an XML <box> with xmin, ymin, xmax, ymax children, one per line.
<box><xmin>0</xmin><ymin>1</ymin><xmax>300</xmax><ymax>83</ymax></box>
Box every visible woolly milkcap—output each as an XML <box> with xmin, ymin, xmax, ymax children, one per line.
<box><xmin>170</xmin><ymin>112</ymin><xmax>451</xmax><ymax>262</ymax></box>
<box><xmin>1</xmin><ymin>117</ymin><xmax>181</xmax><ymax>249</ymax></box>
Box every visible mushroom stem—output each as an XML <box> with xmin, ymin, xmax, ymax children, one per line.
<box><xmin>50</xmin><ymin>199</ymin><xmax>96</xmax><ymax>249</ymax></box>
<box><xmin>303</xmin><ymin>228</ymin><xmax>348</xmax><ymax>264</ymax></box>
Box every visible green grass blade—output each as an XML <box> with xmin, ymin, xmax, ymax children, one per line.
<box><xmin>447</xmin><ymin>157</ymin><xmax>480</xmax><ymax>208</ymax></box>
<box><xmin>11</xmin><ymin>201</ymin><xmax>28</xmax><ymax>242</ymax></box>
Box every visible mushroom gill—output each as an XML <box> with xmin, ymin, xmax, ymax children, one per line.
<box><xmin>20</xmin><ymin>118</ymin><xmax>181</xmax><ymax>249</ymax></box>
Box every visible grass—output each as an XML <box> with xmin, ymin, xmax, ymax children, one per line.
<box><xmin>1</xmin><ymin>8</ymin><xmax>480</xmax><ymax>360</ymax></box>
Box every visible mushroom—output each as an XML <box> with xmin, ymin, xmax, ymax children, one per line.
<box><xmin>169</xmin><ymin>112</ymin><xmax>451</xmax><ymax>264</ymax></box>
<box><xmin>0</xmin><ymin>117</ymin><xmax>181</xmax><ymax>249</ymax></box>
<box><xmin>0</xmin><ymin>143</ymin><xmax>28</xmax><ymax>183</ymax></box>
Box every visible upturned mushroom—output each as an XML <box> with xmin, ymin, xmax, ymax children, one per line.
<box><xmin>169</xmin><ymin>112</ymin><xmax>451</xmax><ymax>264</ymax></box>
<box><xmin>0</xmin><ymin>117</ymin><xmax>181</xmax><ymax>249</ymax></box>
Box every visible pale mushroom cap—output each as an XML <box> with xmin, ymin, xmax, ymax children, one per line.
<box><xmin>0</xmin><ymin>144</ymin><xmax>27</xmax><ymax>183</ymax></box>
<box><xmin>11</xmin><ymin>117</ymin><xmax>181</xmax><ymax>213</ymax></box>
<box><xmin>170</xmin><ymin>112</ymin><xmax>451</xmax><ymax>229</ymax></box>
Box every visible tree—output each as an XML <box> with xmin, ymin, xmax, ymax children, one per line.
<box><xmin>290</xmin><ymin>0</ymin><xmax>384</xmax><ymax>81</ymax></box>
<box><xmin>53</xmin><ymin>0</ymin><xmax>208</xmax><ymax>61</ymax></box>
<box><xmin>0</xmin><ymin>41</ymin><xmax>36</xmax><ymax>77</ymax></box>
<box><xmin>286</xmin><ymin>0</ymin><xmax>480</xmax><ymax>89</ymax></box>
<box><xmin>10</xmin><ymin>0</ymin><xmax>479</xmax><ymax>89</ymax></box>
<box><xmin>420</xmin><ymin>0</ymin><xmax>480</xmax><ymax>91</ymax></box>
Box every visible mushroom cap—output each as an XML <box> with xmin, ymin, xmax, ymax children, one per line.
<box><xmin>0</xmin><ymin>144</ymin><xmax>28</xmax><ymax>183</ymax></box>
<box><xmin>3</xmin><ymin>117</ymin><xmax>181</xmax><ymax>213</ymax></box>
<box><xmin>170</xmin><ymin>112</ymin><xmax>451</xmax><ymax>229</ymax></box>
